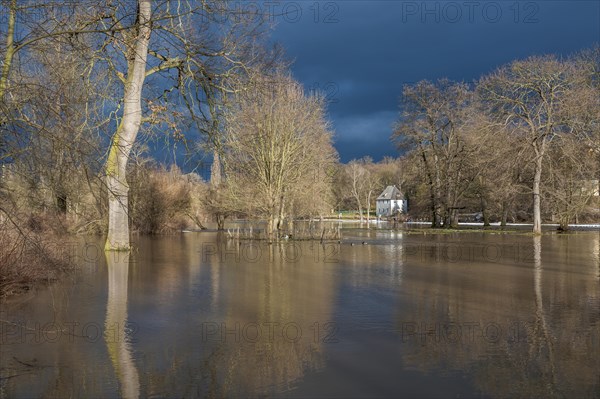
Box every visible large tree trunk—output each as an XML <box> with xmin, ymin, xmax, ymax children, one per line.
<box><xmin>216</xmin><ymin>213</ymin><xmax>224</xmax><ymax>230</ymax></box>
<box><xmin>277</xmin><ymin>194</ymin><xmax>285</xmax><ymax>231</ymax></box>
<box><xmin>433</xmin><ymin>154</ymin><xmax>443</xmax><ymax>228</ymax></box>
<box><xmin>210</xmin><ymin>149</ymin><xmax>222</xmax><ymax>187</ymax></box>
<box><xmin>0</xmin><ymin>0</ymin><xmax>16</xmax><ymax>100</ymax></box>
<box><xmin>105</xmin><ymin>0</ymin><xmax>152</xmax><ymax>251</ymax></box>
<box><xmin>500</xmin><ymin>199</ymin><xmax>512</xmax><ymax>227</ymax></box>
<box><xmin>558</xmin><ymin>217</ymin><xmax>569</xmax><ymax>232</ymax></box>
<box><xmin>421</xmin><ymin>150</ymin><xmax>440</xmax><ymax>228</ymax></box>
<box><xmin>443</xmin><ymin>208</ymin><xmax>459</xmax><ymax>229</ymax></box>
<box><xmin>430</xmin><ymin>196</ymin><xmax>438</xmax><ymax>228</ymax></box>
<box><xmin>480</xmin><ymin>195</ymin><xmax>490</xmax><ymax>227</ymax></box>
<box><xmin>365</xmin><ymin>190</ymin><xmax>371</xmax><ymax>227</ymax></box>
<box><xmin>532</xmin><ymin>147</ymin><xmax>544</xmax><ymax>235</ymax></box>
<box><xmin>443</xmin><ymin>212</ymin><xmax>450</xmax><ymax>229</ymax></box>
<box><xmin>267</xmin><ymin>216</ymin><xmax>275</xmax><ymax>240</ymax></box>
<box><xmin>532</xmin><ymin>175</ymin><xmax>542</xmax><ymax>234</ymax></box>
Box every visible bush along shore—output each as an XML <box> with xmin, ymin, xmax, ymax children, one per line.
<box><xmin>0</xmin><ymin>211</ymin><xmax>75</xmax><ymax>298</ymax></box>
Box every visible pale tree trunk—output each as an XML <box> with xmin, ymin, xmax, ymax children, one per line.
<box><xmin>365</xmin><ymin>190</ymin><xmax>372</xmax><ymax>227</ymax></box>
<box><xmin>532</xmin><ymin>143</ymin><xmax>544</xmax><ymax>235</ymax></box>
<box><xmin>0</xmin><ymin>0</ymin><xmax>16</xmax><ymax>100</ymax></box>
<box><xmin>211</xmin><ymin>150</ymin><xmax>224</xmax><ymax>229</ymax></box>
<box><xmin>420</xmin><ymin>149</ymin><xmax>440</xmax><ymax>228</ymax></box>
<box><xmin>105</xmin><ymin>0</ymin><xmax>152</xmax><ymax>251</ymax></box>
<box><xmin>433</xmin><ymin>154</ymin><xmax>443</xmax><ymax>228</ymax></box>
<box><xmin>277</xmin><ymin>195</ymin><xmax>285</xmax><ymax>232</ymax></box>
<box><xmin>267</xmin><ymin>216</ymin><xmax>275</xmax><ymax>240</ymax></box>
<box><xmin>351</xmin><ymin>190</ymin><xmax>362</xmax><ymax>222</ymax></box>
<box><xmin>210</xmin><ymin>149</ymin><xmax>221</xmax><ymax>187</ymax></box>
<box><xmin>477</xmin><ymin>176</ymin><xmax>490</xmax><ymax>227</ymax></box>
<box><xmin>265</xmin><ymin>193</ymin><xmax>276</xmax><ymax>240</ymax></box>
<box><xmin>532</xmin><ymin>167</ymin><xmax>542</xmax><ymax>234</ymax></box>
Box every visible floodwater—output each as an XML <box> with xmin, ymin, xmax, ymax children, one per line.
<box><xmin>1</xmin><ymin>226</ymin><xmax>599</xmax><ymax>398</ymax></box>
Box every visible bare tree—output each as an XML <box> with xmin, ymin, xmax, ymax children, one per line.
<box><xmin>375</xmin><ymin>157</ymin><xmax>406</xmax><ymax>191</ymax></box>
<box><xmin>85</xmin><ymin>1</ymin><xmax>268</xmax><ymax>250</ymax></box>
<box><xmin>1</xmin><ymin>3</ymin><xmax>114</xmax><ymax>234</ymax></box>
<box><xmin>393</xmin><ymin>79</ymin><xmax>474</xmax><ymax>228</ymax></box>
<box><xmin>466</xmin><ymin>120</ymin><xmax>529</xmax><ymax>226</ymax></box>
<box><xmin>346</xmin><ymin>159</ymin><xmax>368</xmax><ymax>222</ymax></box>
<box><xmin>544</xmin><ymin>135</ymin><xmax>598</xmax><ymax>229</ymax></box>
<box><xmin>222</xmin><ymin>73</ymin><xmax>337</xmax><ymax>239</ymax></box>
<box><xmin>390</xmin><ymin>50</ymin><xmax>598</xmax><ymax>230</ymax></box>
<box><xmin>102</xmin><ymin>1</ymin><xmax>152</xmax><ymax>250</ymax></box>
<box><xmin>478</xmin><ymin>56</ymin><xmax>576</xmax><ymax>234</ymax></box>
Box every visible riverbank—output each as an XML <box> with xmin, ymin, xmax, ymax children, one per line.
<box><xmin>319</xmin><ymin>218</ymin><xmax>600</xmax><ymax>230</ymax></box>
<box><xmin>0</xmin><ymin>225</ymin><xmax>75</xmax><ymax>299</ymax></box>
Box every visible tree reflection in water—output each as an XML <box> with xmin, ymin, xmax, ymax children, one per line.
<box><xmin>104</xmin><ymin>251</ymin><xmax>140</xmax><ymax>399</ymax></box>
<box><xmin>395</xmin><ymin>234</ymin><xmax>600</xmax><ymax>398</ymax></box>
<box><xmin>1</xmin><ymin>232</ymin><xmax>597</xmax><ymax>398</ymax></box>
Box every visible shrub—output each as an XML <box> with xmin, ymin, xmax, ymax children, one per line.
<box><xmin>0</xmin><ymin>209</ymin><xmax>74</xmax><ymax>298</ymax></box>
<box><xmin>129</xmin><ymin>163</ymin><xmax>204</xmax><ymax>234</ymax></box>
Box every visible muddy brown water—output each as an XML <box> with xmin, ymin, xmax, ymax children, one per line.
<box><xmin>1</xmin><ymin>227</ymin><xmax>599</xmax><ymax>398</ymax></box>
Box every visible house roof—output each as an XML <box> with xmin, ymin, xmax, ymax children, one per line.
<box><xmin>377</xmin><ymin>185</ymin><xmax>404</xmax><ymax>201</ymax></box>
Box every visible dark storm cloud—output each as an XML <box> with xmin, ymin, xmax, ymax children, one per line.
<box><xmin>269</xmin><ymin>0</ymin><xmax>600</xmax><ymax>162</ymax></box>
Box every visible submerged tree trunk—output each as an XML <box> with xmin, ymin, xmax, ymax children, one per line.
<box><xmin>532</xmin><ymin>146</ymin><xmax>544</xmax><ymax>235</ymax></box>
<box><xmin>430</xmin><ymin>198</ymin><xmax>439</xmax><ymax>228</ymax></box>
<box><xmin>420</xmin><ymin>150</ymin><xmax>440</xmax><ymax>228</ymax></box>
<box><xmin>500</xmin><ymin>199</ymin><xmax>512</xmax><ymax>227</ymax></box>
<box><xmin>443</xmin><ymin>212</ymin><xmax>450</xmax><ymax>229</ymax></box>
<box><xmin>450</xmin><ymin>209</ymin><xmax>459</xmax><ymax>228</ymax></box>
<box><xmin>216</xmin><ymin>213</ymin><xmax>225</xmax><ymax>230</ymax></box>
<box><xmin>558</xmin><ymin>218</ymin><xmax>569</xmax><ymax>232</ymax></box>
<box><xmin>105</xmin><ymin>1</ymin><xmax>152</xmax><ymax>251</ymax></box>
<box><xmin>501</xmin><ymin>209</ymin><xmax>508</xmax><ymax>227</ymax></box>
<box><xmin>443</xmin><ymin>208</ymin><xmax>459</xmax><ymax>229</ymax></box>
<box><xmin>267</xmin><ymin>216</ymin><xmax>275</xmax><ymax>240</ymax></box>
<box><xmin>277</xmin><ymin>194</ymin><xmax>285</xmax><ymax>231</ymax></box>
<box><xmin>480</xmin><ymin>195</ymin><xmax>490</xmax><ymax>227</ymax></box>
<box><xmin>365</xmin><ymin>190</ymin><xmax>372</xmax><ymax>227</ymax></box>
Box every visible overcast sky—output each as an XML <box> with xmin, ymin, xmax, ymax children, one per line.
<box><xmin>267</xmin><ymin>0</ymin><xmax>600</xmax><ymax>162</ymax></box>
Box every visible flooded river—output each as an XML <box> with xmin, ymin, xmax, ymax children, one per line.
<box><xmin>1</xmin><ymin>227</ymin><xmax>599</xmax><ymax>398</ymax></box>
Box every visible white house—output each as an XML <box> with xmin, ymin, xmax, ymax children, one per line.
<box><xmin>376</xmin><ymin>185</ymin><xmax>407</xmax><ymax>217</ymax></box>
